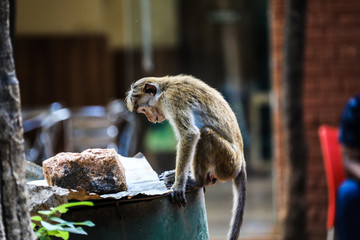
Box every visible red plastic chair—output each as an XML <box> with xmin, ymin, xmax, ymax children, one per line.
<box><xmin>319</xmin><ymin>125</ymin><xmax>346</xmax><ymax>239</ymax></box>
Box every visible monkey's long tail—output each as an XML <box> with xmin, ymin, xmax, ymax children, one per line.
<box><xmin>228</xmin><ymin>167</ymin><xmax>247</xmax><ymax>240</ymax></box>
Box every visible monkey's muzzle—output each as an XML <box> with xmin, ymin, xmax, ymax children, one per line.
<box><xmin>137</xmin><ymin>106</ymin><xmax>165</xmax><ymax>123</ymax></box>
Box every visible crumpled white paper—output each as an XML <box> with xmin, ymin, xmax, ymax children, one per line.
<box><xmin>27</xmin><ymin>153</ymin><xmax>171</xmax><ymax>204</ymax></box>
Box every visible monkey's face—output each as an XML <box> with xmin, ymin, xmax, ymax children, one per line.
<box><xmin>136</xmin><ymin>105</ymin><xmax>165</xmax><ymax>123</ymax></box>
<box><xmin>125</xmin><ymin>78</ymin><xmax>166</xmax><ymax>123</ymax></box>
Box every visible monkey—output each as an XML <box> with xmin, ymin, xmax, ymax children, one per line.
<box><xmin>125</xmin><ymin>75</ymin><xmax>246</xmax><ymax>240</ymax></box>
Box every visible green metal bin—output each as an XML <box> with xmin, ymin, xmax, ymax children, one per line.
<box><xmin>63</xmin><ymin>188</ymin><xmax>209</xmax><ymax>240</ymax></box>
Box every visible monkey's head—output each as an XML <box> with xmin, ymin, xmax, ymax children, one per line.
<box><xmin>126</xmin><ymin>77</ymin><xmax>166</xmax><ymax>123</ymax></box>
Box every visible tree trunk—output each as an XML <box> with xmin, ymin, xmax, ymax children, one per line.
<box><xmin>281</xmin><ymin>0</ymin><xmax>308</xmax><ymax>239</ymax></box>
<box><xmin>0</xmin><ymin>0</ymin><xmax>36</xmax><ymax>239</ymax></box>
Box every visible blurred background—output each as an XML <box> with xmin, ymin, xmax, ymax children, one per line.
<box><xmin>13</xmin><ymin>0</ymin><xmax>360</xmax><ymax>239</ymax></box>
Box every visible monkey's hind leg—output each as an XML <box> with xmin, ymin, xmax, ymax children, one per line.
<box><xmin>161</xmin><ymin>170</ymin><xmax>176</xmax><ymax>188</ymax></box>
<box><xmin>191</xmin><ymin>127</ymin><xmax>220</xmax><ymax>188</ymax></box>
<box><xmin>201</xmin><ymin>127</ymin><xmax>241</xmax><ymax>182</ymax></box>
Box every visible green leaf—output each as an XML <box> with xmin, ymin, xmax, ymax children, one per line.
<box><xmin>33</xmin><ymin>202</ymin><xmax>94</xmax><ymax>239</ymax></box>
<box><xmin>48</xmin><ymin>217</ymin><xmax>67</xmax><ymax>224</ymax></box>
<box><xmin>41</xmin><ymin>221</ymin><xmax>65</xmax><ymax>231</ymax></box>
<box><xmin>65</xmin><ymin>201</ymin><xmax>94</xmax><ymax>207</ymax></box>
<box><xmin>39</xmin><ymin>235</ymin><xmax>52</xmax><ymax>240</ymax></box>
<box><xmin>52</xmin><ymin>201</ymin><xmax>94</xmax><ymax>214</ymax></box>
<box><xmin>31</xmin><ymin>215</ymin><xmax>43</xmax><ymax>222</ymax></box>
<box><xmin>37</xmin><ymin>227</ymin><xmax>47</xmax><ymax>234</ymax></box>
<box><xmin>63</xmin><ymin>226</ymin><xmax>88</xmax><ymax>235</ymax></box>
<box><xmin>74</xmin><ymin>220</ymin><xmax>95</xmax><ymax>227</ymax></box>
<box><xmin>48</xmin><ymin>217</ymin><xmax>95</xmax><ymax>228</ymax></box>
<box><xmin>47</xmin><ymin>230</ymin><xmax>70</xmax><ymax>240</ymax></box>
<box><xmin>55</xmin><ymin>231</ymin><xmax>69</xmax><ymax>240</ymax></box>
<box><xmin>38</xmin><ymin>210</ymin><xmax>52</xmax><ymax>216</ymax></box>
<box><xmin>46</xmin><ymin>230</ymin><xmax>60</xmax><ymax>236</ymax></box>
<box><xmin>56</xmin><ymin>201</ymin><xmax>93</xmax><ymax>213</ymax></box>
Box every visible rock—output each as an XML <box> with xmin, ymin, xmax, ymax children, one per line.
<box><xmin>26</xmin><ymin>184</ymin><xmax>69</xmax><ymax>216</ymax></box>
<box><xmin>25</xmin><ymin>161</ymin><xmax>45</xmax><ymax>182</ymax></box>
<box><xmin>42</xmin><ymin>148</ymin><xmax>127</xmax><ymax>194</ymax></box>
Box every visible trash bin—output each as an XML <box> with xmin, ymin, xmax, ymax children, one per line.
<box><xmin>63</xmin><ymin>188</ymin><xmax>209</xmax><ymax>240</ymax></box>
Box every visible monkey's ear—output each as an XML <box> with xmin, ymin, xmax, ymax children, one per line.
<box><xmin>143</xmin><ymin>83</ymin><xmax>157</xmax><ymax>96</ymax></box>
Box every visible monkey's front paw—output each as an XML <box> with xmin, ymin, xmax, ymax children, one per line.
<box><xmin>171</xmin><ymin>186</ymin><xmax>187</xmax><ymax>208</ymax></box>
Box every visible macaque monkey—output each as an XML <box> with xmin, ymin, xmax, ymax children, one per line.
<box><xmin>126</xmin><ymin>75</ymin><xmax>246</xmax><ymax>240</ymax></box>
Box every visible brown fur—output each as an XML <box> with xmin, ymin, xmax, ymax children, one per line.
<box><xmin>126</xmin><ymin>75</ymin><xmax>246</xmax><ymax>240</ymax></box>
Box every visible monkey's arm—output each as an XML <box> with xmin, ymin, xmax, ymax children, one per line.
<box><xmin>170</xmin><ymin>110</ymin><xmax>200</xmax><ymax>207</ymax></box>
<box><xmin>171</xmin><ymin>131</ymin><xmax>200</xmax><ymax>207</ymax></box>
